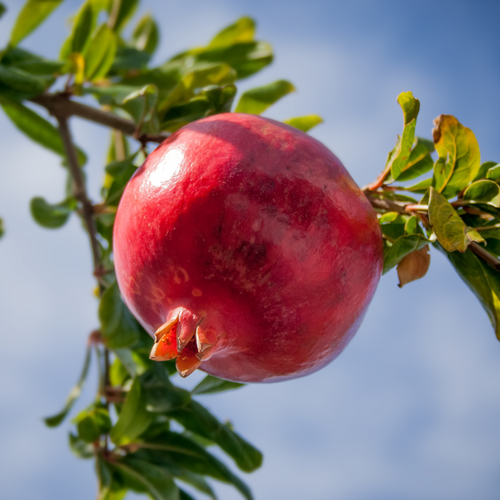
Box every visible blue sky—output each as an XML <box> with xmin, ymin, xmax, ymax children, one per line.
<box><xmin>1</xmin><ymin>1</ymin><xmax>500</xmax><ymax>499</ymax></box>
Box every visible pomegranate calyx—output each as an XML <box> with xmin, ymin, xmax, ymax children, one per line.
<box><xmin>150</xmin><ymin>317</ymin><xmax>179</xmax><ymax>361</ymax></box>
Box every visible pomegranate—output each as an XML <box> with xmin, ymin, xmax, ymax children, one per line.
<box><xmin>113</xmin><ymin>113</ymin><xmax>383</xmax><ymax>382</ymax></box>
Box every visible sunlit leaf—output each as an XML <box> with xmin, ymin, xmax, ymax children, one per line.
<box><xmin>192</xmin><ymin>375</ymin><xmax>245</xmax><ymax>395</ymax></box>
<box><xmin>283</xmin><ymin>115</ymin><xmax>323</xmax><ymax>133</ymax></box>
<box><xmin>110</xmin><ymin>377</ymin><xmax>153</xmax><ymax>445</ymax></box>
<box><xmin>463</xmin><ymin>180</ymin><xmax>500</xmax><ymax>207</ymax></box>
<box><xmin>159</xmin><ymin>63</ymin><xmax>236</xmax><ymax>113</ymax></box>
<box><xmin>108</xmin><ymin>0</ymin><xmax>139</xmax><ymax>32</ymax></box>
<box><xmin>389</xmin><ymin>91</ymin><xmax>420</xmax><ymax>180</ymax></box>
<box><xmin>405</xmin><ymin>177</ymin><xmax>432</xmax><ymax>193</ymax></box>
<box><xmin>209</xmin><ymin>17</ymin><xmax>255</xmax><ymax>48</ymax></box>
<box><xmin>432</xmin><ymin>114</ymin><xmax>481</xmax><ymax>198</ymax></box>
<box><xmin>30</xmin><ymin>196</ymin><xmax>77</xmax><ymax>228</ymax></box>
<box><xmin>235</xmin><ymin>80</ymin><xmax>295</xmax><ymax>115</ymax></box>
<box><xmin>99</xmin><ymin>282</ymin><xmax>141</xmax><ymax>348</ymax></box>
<box><xmin>473</xmin><ymin>161</ymin><xmax>497</xmax><ymax>181</ymax></box>
<box><xmin>131</xmin><ymin>14</ymin><xmax>159</xmax><ymax>55</ymax></box>
<box><xmin>486</xmin><ymin>163</ymin><xmax>500</xmax><ymax>181</ymax></box>
<box><xmin>0</xmin><ymin>218</ymin><xmax>4</xmax><ymax>239</ymax></box>
<box><xmin>71</xmin><ymin>1</ymin><xmax>96</xmax><ymax>54</ymax></box>
<box><xmin>85</xmin><ymin>24</ymin><xmax>117</xmax><ymax>81</ymax></box>
<box><xmin>44</xmin><ymin>343</ymin><xmax>92</xmax><ymax>427</ymax></box>
<box><xmin>428</xmin><ymin>187</ymin><xmax>484</xmax><ymax>252</ymax></box>
<box><xmin>10</xmin><ymin>0</ymin><xmax>64</xmax><ymax>47</ymax></box>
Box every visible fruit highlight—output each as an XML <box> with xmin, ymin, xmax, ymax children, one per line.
<box><xmin>113</xmin><ymin>113</ymin><xmax>383</xmax><ymax>382</ymax></box>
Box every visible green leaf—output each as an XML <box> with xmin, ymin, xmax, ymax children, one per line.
<box><xmin>437</xmin><ymin>244</ymin><xmax>500</xmax><ymax>339</ymax></box>
<box><xmin>131</xmin><ymin>14</ymin><xmax>159</xmax><ymax>55</ymax></box>
<box><xmin>463</xmin><ymin>180</ymin><xmax>500</xmax><ymax>207</ymax></box>
<box><xmin>192</xmin><ymin>375</ymin><xmax>245</xmax><ymax>395</ymax></box>
<box><xmin>69</xmin><ymin>432</ymin><xmax>94</xmax><ymax>459</ymax></box>
<box><xmin>0</xmin><ymin>64</ymin><xmax>48</xmax><ymax>96</ymax></box>
<box><xmin>159</xmin><ymin>63</ymin><xmax>236</xmax><ymax>113</ymax></box>
<box><xmin>1</xmin><ymin>48</ymin><xmax>64</xmax><ymax>76</ymax></box>
<box><xmin>122</xmin><ymin>84</ymin><xmax>158</xmax><ymax>127</ymax></box>
<box><xmin>432</xmin><ymin>114</ymin><xmax>481</xmax><ymax>198</ymax></box>
<box><xmin>209</xmin><ymin>17</ymin><xmax>255</xmax><ymax>48</ymax></box>
<box><xmin>71</xmin><ymin>1</ymin><xmax>96</xmax><ymax>54</ymax></box>
<box><xmin>108</xmin><ymin>0</ymin><xmax>139</xmax><ymax>33</ymax></box>
<box><xmin>168</xmin><ymin>400</ymin><xmax>262</xmax><ymax>473</ymax></box>
<box><xmin>96</xmin><ymin>455</ymin><xmax>113</xmax><ymax>498</ymax></box>
<box><xmin>0</xmin><ymin>218</ymin><xmax>4</xmax><ymax>239</ymax></box>
<box><xmin>0</xmin><ymin>99</ymin><xmax>87</xmax><ymax>164</ymax></box>
<box><xmin>110</xmin><ymin>377</ymin><xmax>153</xmax><ymax>445</ymax></box>
<box><xmin>111</xmin><ymin>46</ymin><xmax>150</xmax><ymax>71</ymax></box>
<box><xmin>112</xmin><ymin>347</ymin><xmax>137</xmax><ymax>379</ymax></box>
<box><xmin>10</xmin><ymin>0</ymin><xmax>64</xmax><ymax>47</ymax></box>
<box><xmin>99</xmin><ymin>282</ymin><xmax>141</xmax><ymax>348</ymax></box>
<box><xmin>405</xmin><ymin>177</ymin><xmax>432</xmax><ymax>193</ymax></box>
<box><xmin>383</xmin><ymin>234</ymin><xmax>430</xmax><ymax>274</ymax></box>
<box><xmin>85</xmin><ymin>24</ymin><xmax>117</xmax><ymax>81</ymax></box>
<box><xmin>486</xmin><ymin>163</ymin><xmax>500</xmax><ymax>181</ymax></box>
<box><xmin>140</xmin><ymin>364</ymin><xmax>191</xmax><ymax>413</ymax></box>
<box><xmin>235</xmin><ymin>80</ymin><xmax>295</xmax><ymax>115</ymax></box>
<box><xmin>389</xmin><ymin>91</ymin><xmax>420</xmax><ymax>180</ymax></box>
<box><xmin>283</xmin><ymin>115</ymin><xmax>323</xmax><ymax>133</ymax></box>
<box><xmin>105</xmin><ymin>152</ymin><xmax>138</xmax><ymax>177</ymax></box>
<box><xmin>74</xmin><ymin>407</ymin><xmax>112</xmax><ymax>443</ymax></box>
<box><xmin>30</xmin><ymin>196</ymin><xmax>76</xmax><ymax>229</ymax></box>
<box><xmin>474</xmin><ymin>161</ymin><xmax>497</xmax><ymax>181</ymax></box>
<box><xmin>0</xmin><ymin>3</ymin><xmax>5</xmax><ymax>19</ymax></box>
<box><xmin>379</xmin><ymin>212</ymin><xmax>407</xmax><ymax>241</ymax></box>
<box><xmin>392</xmin><ymin>137</ymin><xmax>434</xmax><ymax>182</ymax></box>
<box><xmin>428</xmin><ymin>187</ymin><xmax>484</xmax><ymax>252</ymax></box>
<box><xmin>44</xmin><ymin>343</ymin><xmax>92</xmax><ymax>427</ymax></box>
<box><xmin>135</xmin><ymin>433</ymin><xmax>253</xmax><ymax>500</ymax></box>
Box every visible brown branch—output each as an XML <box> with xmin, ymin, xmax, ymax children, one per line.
<box><xmin>366</xmin><ymin>194</ymin><xmax>500</xmax><ymax>272</ymax></box>
<box><xmin>32</xmin><ymin>93</ymin><xmax>171</xmax><ymax>144</ymax></box>
<box><xmin>364</xmin><ymin>194</ymin><xmax>407</xmax><ymax>214</ymax></box>
<box><xmin>470</xmin><ymin>242</ymin><xmax>500</xmax><ymax>271</ymax></box>
<box><xmin>56</xmin><ymin>115</ymin><xmax>102</xmax><ymax>275</ymax></box>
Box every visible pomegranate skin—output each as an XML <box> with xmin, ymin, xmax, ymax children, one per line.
<box><xmin>113</xmin><ymin>113</ymin><xmax>383</xmax><ymax>383</ymax></box>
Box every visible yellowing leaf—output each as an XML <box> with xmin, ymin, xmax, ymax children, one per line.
<box><xmin>432</xmin><ymin>114</ymin><xmax>480</xmax><ymax>198</ymax></box>
<box><xmin>428</xmin><ymin>187</ymin><xmax>484</xmax><ymax>252</ymax></box>
<box><xmin>208</xmin><ymin>17</ymin><xmax>256</xmax><ymax>48</ymax></box>
<box><xmin>283</xmin><ymin>115</ymin><xmax>323</xmax><ymax>133</ymax></box>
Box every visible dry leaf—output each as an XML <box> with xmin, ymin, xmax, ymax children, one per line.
<box><xmin>397</xmin><ymin>245</ymin><xmax>430</xmax><ymax>288</ymax></box>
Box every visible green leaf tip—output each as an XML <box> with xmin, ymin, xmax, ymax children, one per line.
<box><xmin>235</xmin><ymin>79</ymin><xmax>295</xmax><ymax>115</ymax></box>
<box><xmin>283</xmin><ymin>115</ymin><xmax>323</xmax><ymax>133</ymax></box>
<box><xmin>10</xmin><ymin>0</ymin><xmax>64</xmax><ymax>47</ymax></box>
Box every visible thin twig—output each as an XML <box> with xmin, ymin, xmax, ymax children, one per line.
<box><xmin>56</xmin><ymin>115</ymin><xmax>102</xmax><ymax>273</ymax></box>
<box><xmin>32</xmin><ymin>93</ymin><xmax>171</xmax><ymax>144</ymax></box>
<box><xmin>470</xmin><ymin>242</ymin><xmax>500</xmax><ymax>271</ymax></box>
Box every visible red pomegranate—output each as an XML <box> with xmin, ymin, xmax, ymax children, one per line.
<box><xmin>113</xmin><ymin>113</ymin><xmax>383</xmax><ymax>382</ymax></box>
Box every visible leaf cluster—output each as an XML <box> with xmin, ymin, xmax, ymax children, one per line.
<box><xmin>369</xmin><ymin>91</ymin><xmax>500</xmax><ymax>337</ymax></box>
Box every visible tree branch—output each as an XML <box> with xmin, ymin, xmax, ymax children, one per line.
<box><xmin>32</xmin><ymin>93</ymin><xmax>171</xmax><ymax>144</ymax></box>
<box><xmin>366</xmin><ymin>193</ymin><xmax>500</xmax><ymax>272</ymax></box>
<box><xmin>56</xmin><ymin>115</ymin><xmax>102</xmax><ymax>276</ymax></box>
